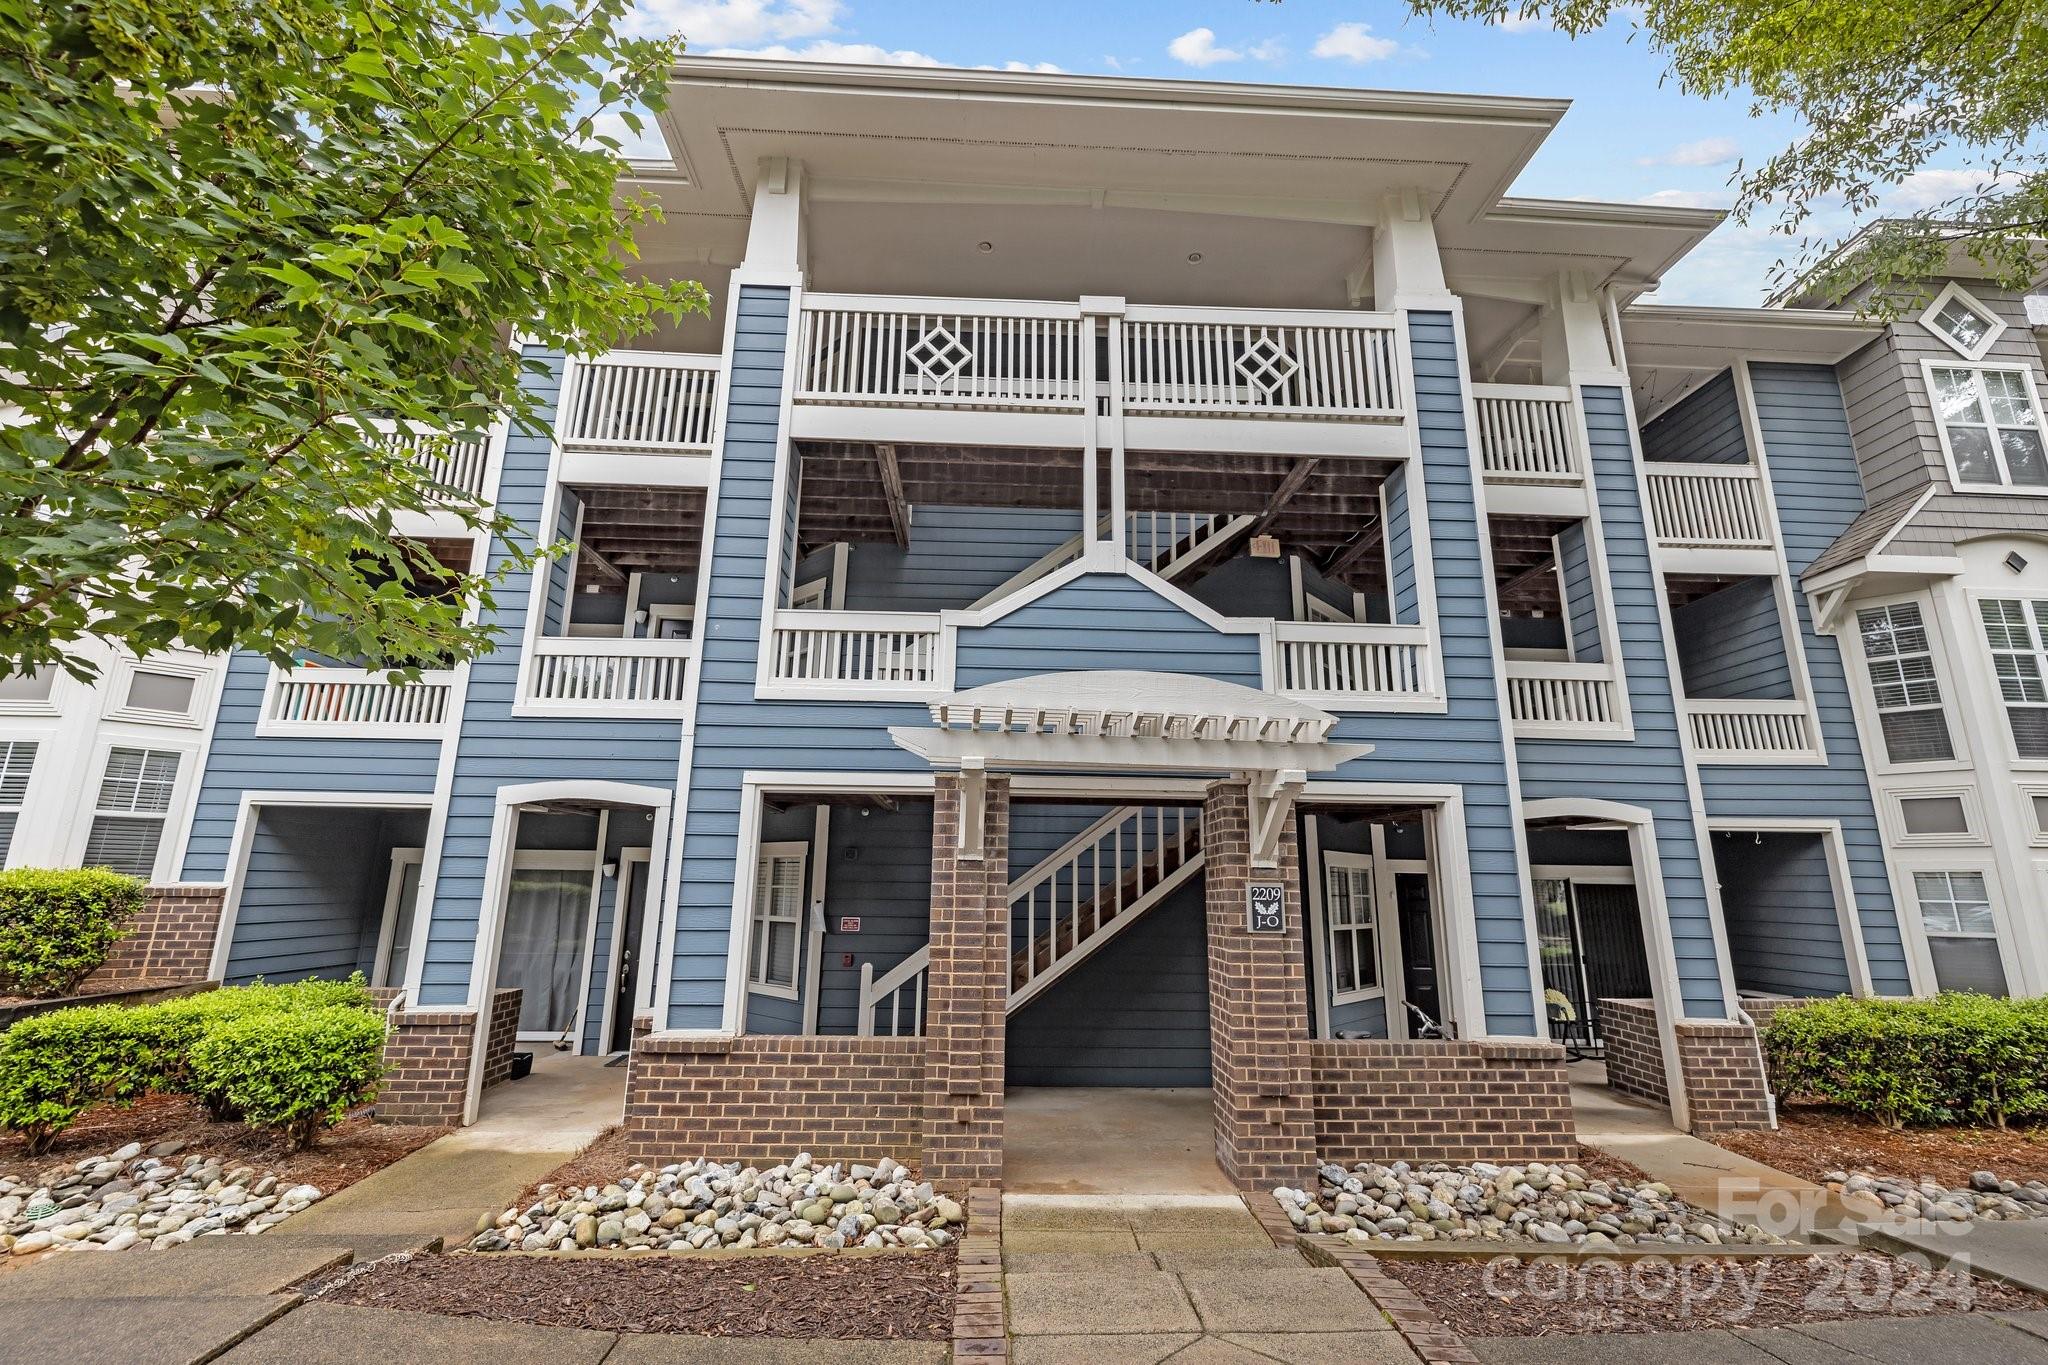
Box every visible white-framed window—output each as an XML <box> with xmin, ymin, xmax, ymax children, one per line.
<box><xmin>0</xmin><ymin>740</ymin><xmax>38</xmax><ymax>865</ymax></box>
<box><xmin>1918</xmin><ymin>282</ymin><xmax>2005</xmax><ymax>361</ymax></box>
<box><xmin>749</xmin><ymin>842</ymin><xmax>807</xmax><ymax>997</ymax></box>
<box><xmin>1322</xmin><ymin>852</ymin><xmax>1380</xmax><ymax>1003</ymax></box>
<box><xmin>1912</xmin><ymin>870</ymin><xmax>1997</xmax><ymax>937</ymax></box>
<box><xmin>1925</xmin><ymin>361</ymin><xmax>2048</xmax><ymax>492</ymax></box>
<box><xmin>374</xmin><ymin>848</ymin><xmax>426</xmax><ymax>989</ymax></box>
<box><xmin>81</xmin><ymin>745</ymin><xmax>182</xmax><ymax>877</ymax></box>
<box><xmin>646</xmin><ymin>603</ymin><xmax>694</xmax><ymax>640</ymax></box>
<box><xmin>790</xmin><ymin>577</ymin><xmax>829</xmax><ymax>611</ymax></box>
<box><xmin>102</xmin><ymin>657</ymin><xmax>210</xmax><ymax>727</ymax></box>
<box><xmin>2022</xmin><ymin>785</ymin><xmax>2048</xmax><ymax>845</ymax></box>
<box><xmin>1857</xmin><ymin>601</ymin><xmax>1955</xmax><ymax>764</ymax></box>
<box><xmin>0</xmin><ymin>667</ymin><xmax>60</xmax><ymax>717</ymax></box>
<box><xmin>1978</xmin><ymin>597</ymin><xmax>2048</xmax><ymax>758</ymax></box>
<box><xmin>1887</xmin><ymin>787</ymin><xmax>1984</xmax><ymax>847</ymax></box>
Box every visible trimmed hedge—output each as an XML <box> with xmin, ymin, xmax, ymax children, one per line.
<box><xmin>0</xmin><ymin>867</ymin><xmax>146</xmax><ymax>997</ymax></box>
<box><xmin>1765</xmin><ymin>993</ymin><xmax>2048</xmax><ymax>1128</ymax></box>
<box><xmin>0</xmin><ymin>977</ymin><xmax>384</xmax><ymax>1153</ymax></box>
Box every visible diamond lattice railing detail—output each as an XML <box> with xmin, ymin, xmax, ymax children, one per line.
<box><xmin>905</xmin><ymin>326</ymin><xmax>975</xmax><ymax>390</ymax></box>
<box><xmin>1233</xmin><ymin>333</ymin><xmax>1301</xmax><ymax>400</ymax></box>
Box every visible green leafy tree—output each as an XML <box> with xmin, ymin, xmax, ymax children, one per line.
<box><xmin>0</xmin><ymin>0</ymin><xmax>706</xmax><ymax>679</ymax></box>
<box><xmin>1394</xmin><ymin>0</ymin><xmax>2048</xmax><ymax>307</ymax></box>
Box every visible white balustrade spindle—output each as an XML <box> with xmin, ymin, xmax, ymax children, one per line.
<box><xmin>526</xmin><ymin>642</ymin><xmax>692</xmax><ymax>706</ymax></box>
<box><xmin>1273</xmin><ymin>624</ymin><xmax>1432</xmax><ymax>701</ymax></box>
<box><xmin>797</xmin><ymin>299</ymin><xmax>1084</xmax><ymax>409</ymax></box>
<box><xmin>1506</xmin><ymin>665</ymin><xmax>1620</xmax><ymax>730</ymax></box>
<box><xmin>1472</xmin><ymin>386</ymin><xmax>1580</xmax><ymax>480</ymax></box>
<box><xmin>265</xmin><ymin>670</ymin><xmax>453</xmax><ymax>733</ymax></box>
<box><xmin>1120</xmin><ymin>314</ymin><xmax>1401</xmax><ymax>418</ymax></box>
<box><xmin>558</xmin><ymin>355</ymin><xmax>719</xmax><ymax>452</ymax></box>
<box><xmin>769</xmin><ymin>613</ymin><xmax>941</xmax><ymax>690</ymax></box>
<box><xmin>1687</xmin><ymin>702</ymin><xmax>1813</xmax><ymax>758</ymax></box>
<box><xmin>1646</xmin><ymin>466</ymin><xmax>1772</xmax><ymax>548</ymax></box>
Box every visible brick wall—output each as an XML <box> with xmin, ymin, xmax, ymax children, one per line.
<box><xmin>1204</xmin><ymin>780</ymin><xmax>1316</xmax><ymax>1190</ymax></box>
<box><xmin>481</xmin><ymin>987</ymin><xmax>523</xmax><ymax>1090</ymax></box>
<box><xmin>625</xmin><ymin>1033</ymin><xmax>927</xmax><ymax>1168</ymax></box>
<box><xmin>379</xmin><ymin>1007</ymin><xmax>477</xmax><ymax>1126</ymax></box>
<box><xmin>1598</xmin><ymin>997</ymin><xmax>1669</xmax><ymax>1107</ymax></box>
<box><xmin>1309</xmin><ymin>1039</ymin><xmax>1575</xmax><ymax>1163</ymax></box>
<box><xmin>921</xmin><ymin>773</ymin><xmax>1008</xmax><ymax>1190</ymax></box>
<box><xmin>1598</xmin><ymin>996</ymin><xmax>1777</xmax><ymax>1135</ymax></box>
<box><xmin>81</xmin><ymin>884</ymin><xmax>225</xmax><ymax>989</ymax></box>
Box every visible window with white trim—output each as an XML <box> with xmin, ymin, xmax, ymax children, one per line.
<box><xmin>1322</xmin><ymin>853</ymin><xmax>1380</xmax><ymax>1002</ymax></box>
<box><xmin>749</xmin><ymin>844</ymin><xmax>806</xmax><ymax>995</ymax></box>
<box><xmin>1857</xmin><ymin>602</ymin><xmax>1954</xmax><ymax>763</ymax></box>
<box><xmin>1929</xmin><ymin>365</ymin><xmax>2048</xmax><ymax>489</ymax></box>
<box><xmin>0</xmin><ymin>741</ymin><xmax>37</xmax><ymax>865</ymax></box>
<box><xmin>1921</xmin><ymin>284</ymin><xmax>2003</xmax><ymax>359</ymax></box>
<box><xmin>1979</xmin><ymin>598</ymin><xmax>2048</xmax><ymax>758</ymax></box>
<box><xmin>1912</xmin><ymin>870</ymin><xmax>1997</xmax><ymax>937</ymax></box>
<box><xmin>81</xmin><ymin>746</ymin><xmax>181</xmax><ymax>877</ymax></box>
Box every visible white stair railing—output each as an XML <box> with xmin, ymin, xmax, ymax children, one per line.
<box><xmin>1132</xmin><ymin>512</ymin><xmax>1257</xmax><ymax>581</ymax></box>
<box><xmin>526</xmin><ymin>638</ymin><xmax>693</xmax><ymax>706</ymax></box>
<box><xmin>1009</xmin><ymin>805</ymin><xmax>1203</xmax><ymax>1010</ymax></box>
<box><xmin>1645</xmin><ymin>464</ymin><xmax>1772</xmax><ymax>548</ymax></box>
<box><xmin>557</xmin><ymin>352</ymin><xmax>720</xmax><ymax>452</ymax></box>
<box><xmin>1472</xmin><ymin>384</ymin><xmax>1580</xmax><ymax>482</ymax></box>
<box><xmin>857</xmin><ymin>952</ymin><xmax>929</xmax><ymax>1038</ymax></box>
<box><xmin>1686</xmin><ymin>700</ymin><xmax>1816</xmax><ymax>760</ymax></box>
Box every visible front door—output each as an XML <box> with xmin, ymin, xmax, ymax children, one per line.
<box><xmin>609</xmin><ymin>855</ymin><xmax>651</xmax><ymax>1053</ymax></box>
<box><xmin>1394</xmin><ymin>872</ymin><xmax>1440</xmax><ymax>1032</ymax></box>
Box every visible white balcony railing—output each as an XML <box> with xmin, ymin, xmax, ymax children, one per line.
<box><xmin>1505</xmin><ymin>661</ymin><xmax>1623</xmax><ymax>735</ymax></box>
<box><xmin>795</xmin><ymin>296</ymin><xmax>1087</xmax><ymax>411</ymax></box>
<box><xmin>1686</xmin><ymin>699</ymin><xmax>1817</xmax><ymax>761</ymax></box>
<box><xmin>1472</xmin><ymin>384</ymin><xmax>1580</xmax><ymax>482</ymax></box>
<box><xmin>766</xmin><ymin>610</ymin><xmax>943</xmax><ymax>694</ymax></box>
<box><xmin>1120</xmin><ymin>306</ymin><xmax>1403</xmax><ymax>420</ymax></box>
<box><xmin>525</xmin><ymin>637</ymin><xmax>693</xmax><ymax>707</ymax></box>
<box><xmin>367</xmin><ymin>420</ymin><xmax>490</xmax><ymax>499</ymax></box>
<box><xmin>261</xmin><ymin>668</ymin><xmax>455</xmax><ymax>737</ymax></box>
<box><xmin>1645</xmin><ymin>464</ymin><xmax>1772</xmax><ymax>549</ymax></box>
<box><xmin>556</xmin><ymin>352</ymin><xmax>719</xmax><ymax>453</ymax></box>
<box><xmin>1273</xmin><ymin>622</ymin><xmax>1434</xmax><ymax>702</ymax></box>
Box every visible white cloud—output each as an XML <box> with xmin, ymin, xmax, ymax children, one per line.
<box><xmin>1493</xmin><ymin>11</ymin><xmax>1550</xmax><ymax>30</ymax></box>
<box><xmin>707</xmin><ymin>39</ymin><xmax>943</xmax><ymax>65</ymax></box>
<box><xmin>1312</xmin><ymin>21</ymin><xmax>1399</xmax><ymax>62</ymax></box>
<box><xmin>996</xmin><ymin>60</ymin><xmax>1064</xmax><ymax>73</ymax></box>
<box><xmin>1639</xmin><ymin>137</ymin><xmax>1740</xmax><ymax>169</ymax></box>
<box><xmin>590</xmin><ymin>111</ymin><xmax>672</xmax><ymax>161</ymax></box>
<box><xmin>634</xmin><ymin>0</ymin><xmax>841</xmax><ymax>45</ymax></box>
<box><xmin>1637</xmin><ymin>188</ymin><xmax>1737</xmax><ymax>210</ymax></box>
<box><xmin>1168</xmin><ymin>27</ymin><xmax>1241</xmax><ymax>67</ymax></box>
<box><xmin>1882</xmin><ymin>167</ymin><xmax>2014</xmax><ymax>211</ymax></box>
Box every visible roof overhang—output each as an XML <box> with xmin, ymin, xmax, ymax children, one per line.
<box><xmin>887</xmin><ymin>670</ymin><xmax>1372</xmax><ymax>775</ymax></box>
<box><xmin>1623</xmin><ymin>304</ymin><xmax>1885</xmax><ymax>418</ymax></box>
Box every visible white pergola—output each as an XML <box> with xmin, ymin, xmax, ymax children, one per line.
<box><xmin>889</xmin><ymin>671</ymin><xmax>1372</xmax><ymax>868</ymax></box>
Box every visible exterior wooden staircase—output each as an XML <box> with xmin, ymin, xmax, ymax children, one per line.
<box><xmin>967</xmin><ymin>513</ymin><xmax>1255</xmax><ymax>609</ymax></box>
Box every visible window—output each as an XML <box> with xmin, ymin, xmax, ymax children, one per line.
<box><xmin>1899</xmin><ymin>795</ymin><xmax>1969</xmax><ymax>836</ymax></box>
<box><xmin>790</xmin><ymin>577</ymin><xmax>829</xmax><ymax>611</ymax></box>
<box><xmin>2034</xmin><ymin>793</ymin><xmax>2048</xmax><ymax>835</ymax></box>
<box><xmin>124</xmin><ymin>670</ymin><xmax>197</xmax><ymax>717</ymax></box>
<box><xmin>1980</xmin><ymin>598</ymin><xmax>2048</xmax><ymax>757</ymax></box>
<box><xmin>1920</xmin><ymin>283</ymin><xmax>2005</xmax><ymax>360</ymax></box>
<box><xmin>0</xmin><ymin>667</ymin><xmax>56</xmax><ymax>707</ymax></box>
<box><xmin>750</xmin><ymin>844</ymin><xmax>806</xmax><ymax>995</ymax></box>
<box><xmin>1929</xmin><ymin>365</ymin><xmax>2048</xmax><ymax>489</ymax></box>
<box><xmin>0</xmin><ymin>741</ymin><xmax>36</xmax><ymax>864</ymax></box>
<box><xmin>1322</xmin><ymin>854</ymin><xmax>1380</xmax><ymax>1002</ymax></box>
<box><xmin>81</xmin><ymin>746</ymin><xmax>181</xmax><ymax>877</ymax></box>
<box><xmin>1913</xmin><ymin>870</ymin><xmax>1997</xmax><ymax>936</ymax></box>
<box><xmin>1858</xmin><ymin>603</ymin><xmax>1954</xmax><ymax>763</ymax></box>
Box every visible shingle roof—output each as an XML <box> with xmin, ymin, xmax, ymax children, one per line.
<box><xmin>1803</xmin><ymin>489</ymin><xmax>1929</xmax><ymax>579</ymax></box>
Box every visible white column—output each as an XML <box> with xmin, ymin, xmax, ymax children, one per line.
<box><xmin>1370</xmin><ymin>189</ymin><xmax>1453</xmax><ymax>312</ymax></box>
<box><xmin>739</xmin><ymin>156</ymin><xmax>807</xmax><ymax>284</ymax></box>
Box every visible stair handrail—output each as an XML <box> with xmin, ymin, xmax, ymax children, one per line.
<box><xmin>856</xmin><ymin>948</ymin><xmax>930</xmax><ymax>1037</ymax></box>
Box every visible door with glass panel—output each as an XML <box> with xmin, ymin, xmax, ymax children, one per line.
<box><xmin>499</xmin><ymin>854</ymin><xmax>598</xmax><ymax>1042</ymax></box>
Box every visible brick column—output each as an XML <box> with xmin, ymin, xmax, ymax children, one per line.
<box><xmin>81</xmin><ymin>885</ymin><xmax>226</xmax><ymax>989</ymax></box>
<box><xmin>379</xmin><ymin>1007</ymin><xmax>479</xmax><ymax>1126</ymax></box>
<box><xmin>922</xmin><ymin>772</ymin><xmax>1009</xmax><ymax>1191</ymax></box>
<box><xmin>1204</xmin><ymin>779</ymin><xmax>1316</xmax><ymax>1189</ymax></box>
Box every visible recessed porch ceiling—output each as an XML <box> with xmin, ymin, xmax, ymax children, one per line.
<box><xmin>569</xmin><ymin>485</ymin><xmax>706</xmax><ymax>591</ymax></box>
<box><xmin>1488</xmin><ymin>514</ymin><xmax>1578</xmax><ymax>614</ymax></box>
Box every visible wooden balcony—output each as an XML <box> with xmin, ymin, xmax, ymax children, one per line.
<box><xmin>1505</xmin><ymin>660</ymin><xmax>1627</xmax><ymax>739</ymax></box>
<box><xmin>258</xmin><ymin>667</ymin><xmax>455</xmax><ymax>739</ymax></box>
<box><xmin>1644</xmin><ymin>463</ymin><xmax>1774</xmax><ymax>553</ymax></box>
<box><xmin>555</xmin><ymin>352</ymin><xmax>720</xmax><ymax>455</ymax></box>
<box><xmin>1685</xmin><ymin>699</ymin><xmax>1820</xmax><ymax>763</ymax></box>
<box><xmin>524</xmin><ymin>637</ymin><xmax>694</xmax><ymax>713</ymax></box>
<box><xmin>1473</xmin><ymin>384</ymin><xmax>1582</xmax><ymax>484</ymax></box>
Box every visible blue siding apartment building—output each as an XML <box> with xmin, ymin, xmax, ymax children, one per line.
<box><xmin>15</xmin><ymin>60</ymin><xmax>2035</xmax><ymax>1177</ymax></box>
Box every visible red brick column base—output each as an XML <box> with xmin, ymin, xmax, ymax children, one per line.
<box><xmin>1310</xmin><ymin>1039</ymin><xmax>1574</xmax><ymax>1163</ymax></box>
<box><xmin>481</xmin><ymin>987</ymin><xmax>523</xmax><ymax>1090</ymax></box>
<box><xmin>81</xmin><ymin>884</ymin><xmax>225</xmax><ymax>989</ymax></box>
<box><xmin>1204</xmin><ymin>780</ymin><xmax>1316</xmax><ymax>1191</ymax></box>
<box><xmin>626</xmin><ymin>1033</ymin><xmax>927</xmax><ymax>1167</ymax></box>
<box><xmin>922</xmin><ymin>773</ymin><xmax>1009</xmax><ymax>1192</ymax></box>
<box><xmin>1598</xmin><ymin>997</ymin><xmax>1777</xmax><ymax>1135</ymax></box>
<box><xmin>379</xmin><ymin>1007</ymin><xmax>478</xmax><ymax>1126</ymax></box>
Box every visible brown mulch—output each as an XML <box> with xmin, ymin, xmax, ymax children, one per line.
<box><xmin>0</xmin><ymin>1092</ymin><xmax>449</xmax><ymax>1196</ymax></box>
<box><xmin>512</xmin><ymin>1124</ymin><xmax>632</xmax><ymax>1208</ymax></box>
<box><xmin>1379</xmin><ymin>1251</ymin><xmax>2044</xmax><ymax>1337</ymax></box>
<box><xmin>1578</xmin><ymin>1144</ymin><xmax>1657</xmax><ymax>1187</ymax></box>
<box><xmin>308</xmin><ymin>1247</ymin><xmax>957</xmax><ymax>1339</ymax></box>
<box><xmin>1717</xmin><ymin>1104</ymin><xmax>2048</xmax><ymax>1188</ymax></box>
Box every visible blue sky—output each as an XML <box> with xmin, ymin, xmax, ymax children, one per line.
<box><xmin>640</xmin><ymin>0</ymin><xmax>1991</xmax><ymax>305</ymax></box>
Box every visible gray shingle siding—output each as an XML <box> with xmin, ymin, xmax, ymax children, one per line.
<box><xmin>1516</xmin><ymin>387</ymin><xmax>1728</xmax><ymax>1019</ymax></box>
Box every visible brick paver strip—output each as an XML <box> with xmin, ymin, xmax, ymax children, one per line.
<box><xmin>955</xmin><ymin>1187</ymin><xmax>1008</xmax><ymax>1364</ymax></box>
<box><xmin>1242</xmin><ymin>1193</ymin><xmax>1480</xmax><ymax>1365</ymax></box>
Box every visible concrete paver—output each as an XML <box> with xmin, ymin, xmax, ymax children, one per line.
<box><xmin>214</xmin><ymin>1302</ymin><xmax>616</xmax><ymax>1364</ymax></box>
<box><xmin>1009</xmin><ymin>1336</ymin><xmax>1201</xmax><ymax>1365</ymax></box>
<box><xmin>0</xmin><ymin>1240</ymin><xmax>350</xmax><ymax>1301</ymax></box>
<box><xmin>1134</xmin><ymin>1227</ymin><xmax>1272</xmax><ymax>1251</ymax></box>
<box><xmin>0</xmin><ymin>1294</ymin><xmax>295</xmax><ymax>1365</ymax></box>
<box><xmin>1787</xmin><ymin>1313</ymin><xmax>2048</xmax><ymax>1363</ymax></box>
<box><xmin>1006</xmin><ymin>1270</ymin><xmax>1203</xmax><ymax>1335</ymax></box>
<box><xmin>1006</xmin><ymin>1089</ymin><xmax>1236</xmax><ymax>1195</ymax></box>
<box><xmin>1469</xmin><ymin>1329</ymin><xmax>1779</xmax><ymax>1363</ymax></box>
<box><xmin>1179</xmin><ymin>1267</ymin><xmax>1397</xmax><ymax>1334</ymax></box>
<box><xmin>1002</xmin><ymin>1251</ymin><xmax>1164</xmax><ymax>1275</ymax></box>
<box><xmin>1151</xmin><ymin>1249</ymin><xmax>1313</xmax><ymax>1271</ymax></box>
<box><xmin>1216</xmin><ymin>1331</ymin><xmax>1422</xmax><ymax>1363</ymax></box>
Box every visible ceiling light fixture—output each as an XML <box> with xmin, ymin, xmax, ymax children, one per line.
<box><xmin>1186</xmin><ymin>251</ymin><xmax>1204</xmax><ymax>263</ymax></box>
<box><xmin>976</xmin><ymin>241</ymin><xmax>994</xmax><ymax>253</ymax></box>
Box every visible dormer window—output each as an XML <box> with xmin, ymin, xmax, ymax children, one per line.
<box><xmin>1919</xmin><ymin>282</ymin><xmax>2005</xmax><ymax>360</ymax></box>
<box><xmin>1925</xmin><ymin>362</ymin><xmax>2048</xmax><ymax>492</ymax></box>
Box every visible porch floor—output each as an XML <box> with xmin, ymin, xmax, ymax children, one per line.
<box><xmin>1005</xmin><ymin>1087</ymin><xmax>1235</xmax><ymax>1195</ymax></box>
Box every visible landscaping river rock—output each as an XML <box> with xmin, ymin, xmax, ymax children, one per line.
<box><xmin>470</xmin><ymin>1153</ymin><xmax>960</xmax><ymax>1254</ymax></box>
<box><xmin>1</xmin><ymin>1142</ymin><xmax>323</xmax><ymax>1254</ymax></box>
<box><xmin>1278</xmin><ymin>1159</ymin><xmax>1793</xmax><ymax>1247</ymax></box>
<box><xmin>1823</xmin><ymin>1168</ymin><xmax>2048</xmax><ymax>1222</ymax></box>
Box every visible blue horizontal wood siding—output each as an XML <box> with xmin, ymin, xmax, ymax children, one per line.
<box><xmin>1673</xmin><ymin>578</ymin><xmax>1794</xmax><ymax>700</ymax></box>
<box><xmin>1642</xmin><ymin>370</ymin><xmax>1748</xmax><ymax>465</ymax></box>
<box><xmin>1383</xmin><ymin>464</ymin><xmax>1418</xmax><ymax>625</ymax></box>
<box><xmin>416</xmin><ymin>349</ymin><xmax>684</xmax><ymax>1007</ymax></box>
<box><xmin>953</xmin><ymin>574</ymin><xmax>1263</xmax><ymax>689</ymax></box>
<box><xmin>1557</xmin><ymin>522</ymin><xmax>1603</xmax><ymax>663</ymax></box>
<box><xmin>181</xmin><ymin>651</ymin><xmax>441</xmax><ymax>880</ymax></box>
<box><xmin>1517</xmin><ymin>387</ymin><xmax>1728</xmax><ymax>1019</ymax></box>
<box><xmin>842</xmin><ymin>506</ymin><xmax>1080</xmax><ymax>612</ymax></box>
<box><xmin>1711</xmin><ymin>830</ymin><xmax>1852</xmax><ymax>997</ymax></box>
<box><xmin>1700</xmin><ymin>363</ymin><xmax>1909</xmax><ymax>995</ymax></box>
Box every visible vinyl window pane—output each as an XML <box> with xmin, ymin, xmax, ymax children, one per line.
<box><xmin>81</xmin><ymin>816</ymin><xmax>164</xmax><ymax>877</ymax></box>
<box><xmin>1935</xmin><ymin>299</ymin><xmax>1992</xmax><ymax>351</ymax></box>
<box><xmin>124</xmin><ymin>671</ymin><xmax>196</xmax><ymax>716</ymax></box>
<box><xmin>2002</xmin><ymin>428</ymin><xmax>2048</xmax><ymax>486</ymax></box>
<box><xmin>1950</xmin><ymin>425</ymin><xmax>2001</xmax><ymax>483</ymax></box>
<box><xmin>1934</xmin><ymin>368</ymin><xmax>1986</xmax><ymax>424</ymax></box>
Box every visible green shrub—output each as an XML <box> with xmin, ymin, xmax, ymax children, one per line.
<box><xmin>0</xmin><ymin>867</ymin><xmax>146</xmax><ymax>997</ymax></box>
<box><xmin>187</xmin><ymin>1006</ymin><xmax>387</xmax><ymax>1148</ymax></box>
<box><xmin>0</xmin><ymin>975</ymin><xmax>384</xmax><ymax>1149</ymax></box>
<box><xmin>1765</xmin><ymin>992</ymin><xmax>2048</xmax><ymax>1128</ymax></box>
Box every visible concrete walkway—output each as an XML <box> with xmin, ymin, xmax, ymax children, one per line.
<box><xmin>282</xmin><ymin>1052</ymin><xmax>622</xmax><ymax>1252</ymax></box>
<box><xmin>1006</xmin><ymin>1088</ymin><xmax>1237</xmax><ymax>1196</ymax></box>
<box><xmin>1001</xmin><ymin>1195</ymin><xmax>1418</xmax><ymax>1363</ymax></box>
